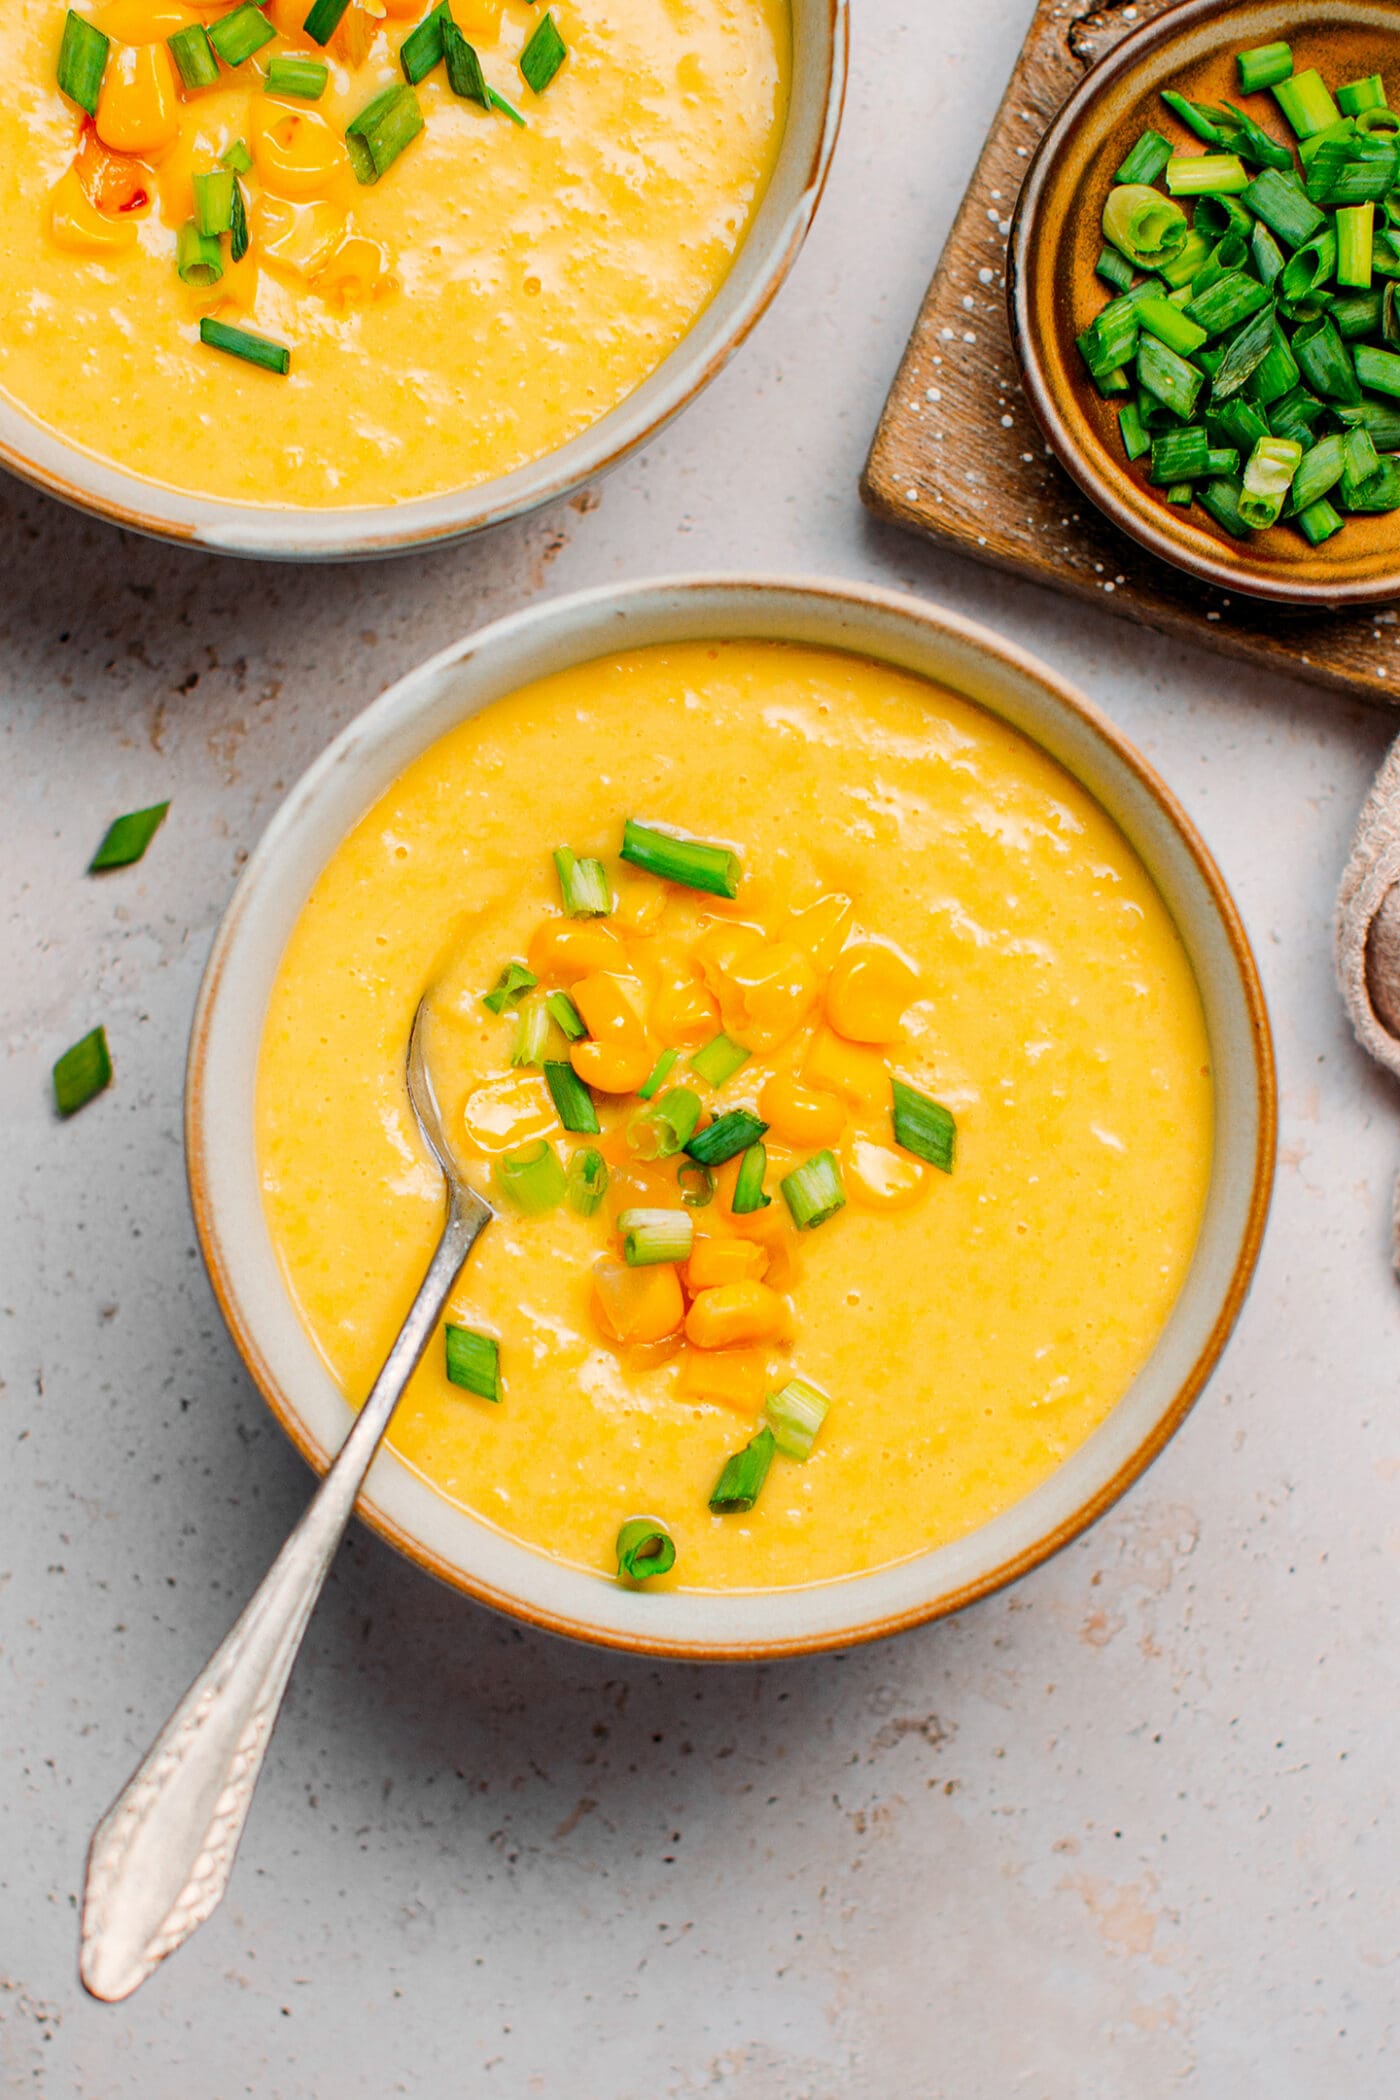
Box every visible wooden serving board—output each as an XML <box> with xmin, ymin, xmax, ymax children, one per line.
<box><xmin>862</xmin><ymin>0</ymin><xmax>1400</xmax><ymax>705</ymax></box>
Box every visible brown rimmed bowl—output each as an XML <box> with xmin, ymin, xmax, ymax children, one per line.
<box><xmin>186</xmin><ymin>576</ymin><xmax>1276</xmax><ymax>1659</ymax></box>
<box><xmin>1009</xmin><ymin>0</ymin><xmax>1400</xmax><ymax>607</ymax></box>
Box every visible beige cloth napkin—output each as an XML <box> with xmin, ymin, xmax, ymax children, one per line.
<box><xmin>1338</xmin><ymin>738</ymin><xmax>1400</xmax><ymax>1256</ymax></box>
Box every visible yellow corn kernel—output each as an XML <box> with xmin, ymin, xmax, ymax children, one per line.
<box><xmin>253</xmin><ymin>108</ymin><xmax>348</xmax><ymax>203</ymax></box>
<box><xmin>677</xmin><ymin>1346</ymin><xmax>768</xmax><ymax>1414</ymax></box>
<box><xmin>592</xmin><ymin>1258</ymin><xmax>684</xmax><ymax>1346</ymax></box>
<box><xmin>462</xmin><ymin>1072</ymin><xmax>556</xmax><ymax>1155</ymax></box>
<box><xmin>685</xmin><ymin>1280</ymin><xmax>792</xmax><ymax>1350</ymax></box>
<box><xmin>378</xmin><ymin>0</ymin><xmax>427</xmax><ymax>13</ymax></box>
<box><xmin>95</xmin><ymin>3</ymin><xmax>191</xmax><ymax>43</ymax></box>
<box><xmin>758</xmin><ymin>1072</ymin><xmax>845</xmax><ymax>1148</ymax></box>
<box><xmin>787</xmin><ymin>890</ymin><xmax>855</xmax><ymax>974</ymax></box>
<box><xmin>329</xmin><ymin>3</ymin><xmax>381</xmax><ymax>63</ymax></box>
<box><xmin>683</xmin><ymin>1234</ymin><xmax>769</xmax><ymax>1293</ymax></box>
<box><xmin>258</xmin><ymin>198</ymin><xmax>347</xmax><ymax>280</ymax></box>
<box><xmin>452</xmin><ymin>0</ymin><xmax>505</xmax><ymax>39</ymax></box>
<box><xmin>572</xmin><ymin>971</ymin><xmax>650</xmax><ymax>1042</ymax></box>
<box><xmin>695</xmin><ymin>924</ymin><xmax>817</xmax><ymax>1052</ymax></box>
<box><xmin>316</xmin><ymin>234</ymin><xmax>394</xmax><ymax>309</ymax></box>
<box><xmin>650</xmin><ymin>977</ymin><xmax>719</xmax><ymax>1046</ymax></box>
<box><xmin>527</xmin><ymin>918</ymin><xmax>627</xmax><ymax>982</ymax></box>
<box><xmin>48</xmin><ymin>169</ymin><xmax>141</xmax><ymax>255</ymax></box>
<box><xmin>573</xmin><ymin>1038</ymin><xmax>652</xmax><ymax>1094</ymax></box>
<box><xmin>95</xmin><ymin>41</ymin><xmax>181</xmax><ymax>157</ymax></box>
<box><xmin>610</xmin><ymin>871</ymin><xmax>667</xmax><ymax>933</ymax></box>
<box><xmin>802</xmin><ymin>1026</ymin><xmax>889</xmax><ymax>1112</ymax></box>
<box><xmin>841</xmin><ymin>1133</ymin><xmax>927</xmax><ymax>1212</ymax></box>
<box><xmin>825</xmin><ymin>943</ymin><xmax>920</xmax><ymax>1043</ymax></box>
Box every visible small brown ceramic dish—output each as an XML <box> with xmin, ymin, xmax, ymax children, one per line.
<box><xmin>1009</xmin><ymin>0</ymin><xmax>1400</xmax><ymax>607</ymax></box>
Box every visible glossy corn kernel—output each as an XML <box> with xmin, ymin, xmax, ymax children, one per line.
<box><xmin>95</xmin><ymin>2</ymin><xmax>190</xmax><ymax>44</ymax></box>
<box><xmin>462</xmin><ymin>1072</ymin><xmax>556</xmax><ymax>1155</ymax></box>
<box><xmin>684</xmin><ymin>1279</ymin><xmax>791</xmax><ymax>1350</ymax></box>
<box><xmin>527</xmin><ymin>918</ymin><xmax>627</xmax><ymax>982</ymax></box>
<box><xmin>316</xmin><ymin>235</ymin><xmax>393</xmax><ymax>308</ymax></box>
<box><xmin>258</xmin><ymin>197</ymin><xmax>347</xmax><ymax>280</ymax></box>
<box><xmin>452</xmin><ymin>0</ymin><xmax>505</xmax><ymax>40</ymax></box>
<box><xmin>825</xmin><ymin>943</ymin><xmax>920</xmax><ymax>1043</ymax></box>
<box><xmin>683</xmin><ymin>1234</ymin><xmax>769</xmax><ymax>1293</ymax></box>
<box><xmin>650</xmin><ymin>976</ymin><xmax>720</xmax><ymax>1046</ymax></box>
<box><xmin>572</xmin><ymin>1036</ymin><xmax>653</xmax><ymax>1094</ymax></box>
<box><xmin>758</xmin><ymin>1072</ymin><xmax>845</xmax><ymax>1148</ymax></box>
<box><xmin>677</xmin><ymin>1345</ymin><xmax>769</xmax><ymax>1413</ymax></box>
<box><xmin>592</xmin><ymin>1258</ymin><xmax>684</xmax><ymax>1345</ymax></box>
<box><xmin>605</xmin><ymin>1162</ymin><xmax>677</xmax><ymax>1227</ymax></box>
<box><xmin>787</xmin><ymin>891</ymin><xmax>854</xmax><ymax>974</ymax></box>
<box><xmin>49</xmin><ymin>168</ymin><xmax>140</xmax><ymax>255</ymax></box>
<box><xmin>96</xmin><ymin>41</ymin><xmax>180</xmax><ymax>156</ymax></box>
<box><xmin>253</xmin><ymin>108</ymin><xmax>348</xmax><ymax>202</ymax></box>
<box><xmin>611</xmin><ymin>870</ymin><xmax>667</xmax><ymax>932</ymax></box>
<box><xmin>801</xmin><ymin>1026</ymin><xmax>889</xmax><ymax>1112</ymax></box>
<box><xmin>74</xmin><ymin>133</ymin><xmax>152</xmax><ymax>216</ymax></box>
<box><xmin>840</xmin><ymin>1133</ymin><xmax>926</xmax><ymax>1212</ymax></box>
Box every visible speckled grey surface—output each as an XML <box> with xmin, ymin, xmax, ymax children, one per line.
<box><xmin>4</xmin><ymin>5</ymin><xmax>1399</xmax><ymax>2093</ymax></box>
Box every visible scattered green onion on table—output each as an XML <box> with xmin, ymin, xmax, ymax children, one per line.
<box><xmin>1080</xmin><ymin>39</ymin><xmax>1400</xmax><ymax>544</ymax></box>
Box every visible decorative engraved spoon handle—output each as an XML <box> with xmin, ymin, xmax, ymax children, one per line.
<box><xmin>80</xmin><ymin>1186</ymin><xmax>491</xmax><ymax>2003</ymax></box>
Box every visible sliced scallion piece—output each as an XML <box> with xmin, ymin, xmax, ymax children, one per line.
<box><xmin>192</xmin><ymin>170</ymin><xmax>235</xmax><ymax>239</ymax></box>
<box><xmin>167</xmin><ymin>24</ymin><xmax>219</xmax><ymax>92</ymax></box>
<box><xmin>688</xmin><ymin>1032</ymin><xmax>749</xmax><ymax>1089</ymax></box>
<box><xmin>58</xmin><ymin>9</ymin><xmax>108</xmax><ymax>117</ymax></box>
<box><xmin>400</xmin><ymin>1</ymin><xmax>451</xmax><ymax>86</ymax></box>
<box><xmin>1337</xmin><ymin>73</ymin><xmax>1387</xmax><ymax>116</ymax></box>
<box><xmin>222</xmin><ymin>138</ymin><xmax>253</xmax><ymax>174</ymax></box>
<box><xmin>208</xmin><ymin>3</ymin><xmax>275</xmax><ymax>66</ymax></box>
<box><xmin>346</xmin><ymin>83</ymin><xmax>425</xmax><ymax>185</ymax></box>
<box><xmin>709</xmin><ymin>1426</ymin><xmax>775</xmax><ymax>1515</ymax></box>
<box><xmin>177</xmin><ymin>221</ymin><xmax>224</xmax><ymax>288</ymax></box>
<box><xmin>546</xmin><ymin>990</ymin><xmax>587</xmax><ymax>1041</ymax></box>
<box><xmin>302</xmin><ymin>0</ymin><xmax>352</xmax><ymax>45</ymax></box>
<box><xmin>1336</xmin><ymin>200</ymin><xmax>1375</xmax><ymax>288</ymax></box>
<box><xmin>445</xmin><ymin>1325</ymin><xmax>500</xmax><ymax>1401</ymax></box>
<box><xmin>1236</xmin><ymin>42</ymin><xmax>1293</xmax><ymax>95</ymax></box>
<box><xmin>553</xmin><ymin>847</ymin><xmax>611</xmax><ymax>917</ymax></box>
<box><xmin>620</xmin><ymin>819</ymin><xmax>741</xmax><ymax>898</ymax></box>
<box><xmin>1353</xmin><ymin>340</ymin><xmax>1400</xmax><ymax>395</ymax></box>
<box><xmin>488</xmin><ymin>86</ymin><xmax>527</xmax><ymax>126</ymax></box>
<box><xmin>494</xmin><ymin>1137</ymin><xmax>565</xmax><ymax>1214</ymax></box>
<box><xmin>677</xmin><ymin>1160</ymin><xmax>714</xmax><ymax>1208</ymax></box>
<box><xmin>637</xmin><ymin>1046</ymin><xmax>679</xmax><ymax>1099</ymax></box>
<box><xmin>684</xmin><ymin>1108</ymin><xmax>768</xmax><ymax>1168</ymax></box>
<box><xmin>618</xmin><ymin>1207</ymin><xmax>693</xmax><ymax>1267</ymax></box>
<box><xmin>1240</xmin><ymin>168</ymin><xmax>1325</xmax><ymax>247</ymax></box>
<box><xmin>482</xmin><ymin>961</ymin><xmax>537</xmax><ymax>1014</ymax></box>
<box><xmin>1102</xmin><ymin>182</ymin><xmax>1188</xmax><ymax>268</ymax></box>
<box><xmin>780</xmin><ymin>1150</ymin><xmax>846</xmax><ymax>1231</ymax></box>
<box><xmin>90</xmin><ymin>801</ymin><xmax>169</xmax><ymax>872</ymax></box>
<box><xmin>1297</xmin><ymin>494</ymin><xmax>1344</xmax><ymax>542</ymax></box>
<box><xmin>1164</xmin><ymin>153</ymin><xmax>1250</xmax><ymax>196</ymax></box>
<box><xmin>510</xmin><ymin>998</ymin><xmax>550</xmax><ymax>1067</ymax></box>
<box><xmin>520</xmin><ymin>9</ymin><xmax>567</xmax><ymax>94</ymax></box>
<box><xmin>566</xmin><ymin>1146</ymin><xmax>609</xmax><ymax>1217</ymax></box>
<box><xmin>543</xmin><ymin>1059</ymin><xmax>600</xmax><ymax>1134</ymax></box>
<box><xmin>628</xmin><ymin>1087</ymin><xmax>701</xmax><ymax>1160</ymax></box>
<box><xmin>1160</xmin><ymin>90</ymin><xmax>1230</xmax><ymax>146</ymax></box>
<box><xmin>1274</xmin><ymin>67</ymin><xmax>1342</xmax><ymax>139</ymax></box>
<box><xmin>1114</xmin><ymin>129</ymin><xmax>1172</xmax><ymax>186</ymax></box>
<box><xmin>1136</xmin><ymin>333</ymin><xmax>1203</xmax><ymax>418</ymax></box>
<box><xmin>53</xmin><ymin>1027</ymin><xmax>112</xmax><ymax>1117</ymax></box>
<box><xmin>230</xmin><ymin>176</ymin><xmax>249</xmax><ymax>263</ymax></box>
<box><xmin>266</xmin><ymin>55</ymin><xmax>330</xmax><ymax>100</ymax></box>
<box><xmin>443</xmin><ymin>21</ymin><xmax>491</xmax><ymax>107</ymax></box>
<box><xmin>764</xmin><ymin>1377</ymin><xmax>829</xmax><ymax>1461</ymax></box>
<box><xmin>1238</xmin><ymin>435</ymin><xmax>1303</xmax><ymax>528</ymax></box>
<box><xmin>616</xmin><ymin>1517</ymin><xmax>676</xmax><ymax>1582</ymax></box>
<box><xmin>891</xmin><ymin>1078</ymin><xmax>956</xmax><ymax>1171</ymax></box>
<box><xmin>199</xmin><ymin>317</ymin><xmax>290</xmax><ymax>374</ymax></box>
<box><xmin>731</xmin><ymin>1141</ymin><xmax>771</xmax><ymax>1213</ymax></box>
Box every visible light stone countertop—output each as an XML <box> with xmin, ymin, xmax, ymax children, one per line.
<box><xmin>3</xmin><ymin>4</ymin><xmax>1399</xmax><ymax>2094</ymax></box>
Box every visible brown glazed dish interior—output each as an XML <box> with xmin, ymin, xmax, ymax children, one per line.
<box><xmin>1009</xmin><ymin>0</ymin><xmax>1400</xmax><ymax>607</ymax></box>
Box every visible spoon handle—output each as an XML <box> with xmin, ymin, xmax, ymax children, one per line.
<box><xmin>79</xmin><ymin>1189</ymin><xmax>492</xmax><ymax>2004</ymax></box>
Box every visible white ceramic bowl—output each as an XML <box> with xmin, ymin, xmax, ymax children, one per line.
<box><xmin>187</xmin><ymin>577</ymin><xmax>1276</xmax><ymax>1658</ymax></box>
<box><xmin>0</xmin><ymin>4</ymin><xmax>845</xmax><ymax>561</ymax></box>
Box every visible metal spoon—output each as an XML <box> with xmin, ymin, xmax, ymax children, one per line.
<box><xmin>80</xmin><ymin>999</ymin><xmax>492</xmax><ymax>2003</ymax></box>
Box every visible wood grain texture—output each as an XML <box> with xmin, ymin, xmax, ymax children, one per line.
<box><xmin>862</xmin><ymin>0</ymin><xmax>1400</xmax><ymax>705</ymax></box>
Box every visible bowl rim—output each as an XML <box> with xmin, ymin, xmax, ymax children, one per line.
<box><xmin>1007</xmin><ymin>0</ymin><xmax>1400</xmax><ymax>609</ymax></box>
<box><xmin>186</xmin><ymin>573</ymin><xmax>1277</xmax><ymax>1659</ymax></box>
<box><xmin>0</xmin><ymin>0</ymin><xmax>846</xmax><ymax>563</ymax></box>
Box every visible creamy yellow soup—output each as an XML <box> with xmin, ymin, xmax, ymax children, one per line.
<box><xmin>257</xmin><ymin>642</ymin><xmax>1213</xmax><ymax>1592</ymax></box>
<box><xmin>0</xmin><ymin>0</ymin><xmax>786</xmax><ymax>507</ymax></box>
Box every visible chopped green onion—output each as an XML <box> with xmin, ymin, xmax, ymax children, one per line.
<box><xmin>615</xmin><ymin>1517</ymin><xmax>675</xmax><ymax>1582</ymax></box>
<box><xmin>1217</xmin><ymin>102</ymin><xmax>1294</xmax><ymax>173</ymax></box>
<box><xmin>1209</xmin><ymin>395</ymin><xmax>1270</xmax><ymax>453</ymax></box>
<box><xmin>1296</xmin><ymin>495</ymin><xmax>1344</xmax><ymax>543</ymax></box>
<box><xmin>1238</xmin><ymin>435</ymin><xmax>1303</xmax><ymax>528</ymax></box>
<box><xmin>1204</xmin><ymin>446</ymin><xmax>1239</xmax><ymax>478</ymax></box>
<box><xmin>1197</xmin><ymin>476</ymin><xmax>1252</xmax><ymax>536</ymax></box>
<box><xmin>1354</xmin><ymin>340</ymin><xmax>1400</xmax><ymax>395</ymax></box>
<box><xmin>1342</xmin><ymin>424</ymin><xmax>1381</xmax><ymax>486</ymax></box>
<box><xmin>1294</xmin><ymin>313</ymin><xmax>1362</xmax><ymax>401</ymax></box>
<box><xmin>1241</xmin><ymin>168</ymin><xmax>1326</xmax><ymax>247</ymax></box>
<box><xmin>1341</xmin><ymin>457</ymin><xmax>1400</xmax><ymax>510</ymax></box>
<box><xmin>677</xmin><ymin>1161</ymin><xmax>715</xmax><ymax>1208</ymax></box>
<box><xmin>1136</xmin><ymin>293</ymin><xmax>1207</xmax><ymax>356</ymax></box>
<box><xmin>1118</xmin><ymin>395</ymin><xmax>1150</xmax><ymax>461</ymax></box>
<box><xmin>222</xmin><ymin>138</ymin><xmax>253</xmax><ymax>174</ymax></box>
<box><xmin>230</xmin><ymin>176</ymin><xmax>249</xmax><ymax>263</ymax></box>
<box><xmin>488</xmin><ymin>86</ymin><xmax>527</xmax><ymax>126</ymax></box>
<box><xmin>1156</xmin><ymin>227</ymin><xmax>1213</xmax><ymax>286</ymax></box>
<box><xmin>731</xmin><ymin>1141</ymin><xmax>771</xmax><ymax>1214</ymax></box>
<box><xmin>780</xmin><ymin>1150</ymin><xmax>846</xmax><ymax>1231</ymax></box>
<box><xmin>891</xmin><ymin>1078</ymin><xmax>956</xmax><ymax>1171</ymax></box>
<box><xmin>302</xmin><ymin>0</ymin><xmax>351</xmax><ymax>43</ymax></box>
<box><xmin>1102</xmin><ymin>182</ymin><xmax>1188</xmax><ymax>268</ymax></box>
<box><xmin>1160</xmin><ymin>91</ymin><xmax>1229</xmax><ymax>146</ymax></box>
<box><xmin>443</xmin><ymin>20</ymin><xmax>491</xmax><ymax>107</ymax></box>
<box><xmin>1164</xmin><ymin>481</ymin><xmax>1194</xmax><ymax>506</ymax></box>
<box><xmin>1095</xmin><ymin>244</ymin><xmax>1136</xmax><ymax>293</ymax></box>
<box><xmin>627</xmin><ymin>1087</ymin><xmax>702</xmax><ymax>1160</ymax></box>
<box><xmin>1305</xmin><ymin>142</ymin><xmax>1398</xmax><ymax>206</ymax></box>
<box><xmin>688</xmin><ymin>1032</ymin><xmax>750</xmax><ymax>1089</ymax></box>
<box><xmin>566</xmin><ymin>1146</ymin><xmax>609</xmax><ymax>1217</ymax></box>
<box><xmin>1278</xmin><ymin>227</ymin><xmax>1336</xmax><ymax>303</ymax></box>
<box><xmin>620</xmin><ymin>819</ymin><xmax>741</xmax><ymax>898</ymax></box>
<box><xmin>764</xmin><ymin>1377</ymin><xmax>829</xmax><ymax>1461</ymax></box>
<box><xmin>199</xmin><ymin>317</ymin><xmax>290</xmax><ymax>374</ymax></box>
<box><xmin>208</xmin><ymin>3</ymin><xmax>275</xmax><ymax>66</ymax></box>
<box><xmin>709</xmin><ymin>1427</ymin><xmax>775</xmax><ymax>1515</ymax></box>
<box><xmin>90</xmin><ymin>801</ymin><xmax>169</xmax><ymax>872</ymax></box>
<box><xmin>1149</xmin><ymin>426</ymin><xmax>1210</xmax><ymax>485</ymax></box>
<box><xmin>445</xmin><ymin>1324</ymin><xmax>500</xmax><ymax>1401</ymax></box>
<box><xmin>1273</xmin><ymin>67</ymin><xmax>1341</xmax><ymax>139</ymax></box>
<box><xmin>346</xmin><ymin>82</ymin><xmax>425</xmax><ymax>185</ymax></box>
<box><xmin>167</xmin><ymin>24</ymin><xmax>219</xmax><ymax>92</ymax></box>
<box><xmin>1337</xmin><ymin>201</ymin><xmax>1375</xmax><ymax>288</ymax></box>
<box><xmin>637</xmin><ymin>1046</ymin><xmax>679</xmax><ymax>1099</ymax></box>
<box><xmin>1339</xmin><ymin>396</ymin><xmax>1400</xmax><ymax>443</ymax></box>
<box><xmin>58</xmin><ymin>9</ymin><xmax>108</xmax><ymax>116</ymax></box>
<box><xmin>546</xmin><ymin>990</ymin><xmax>587</xmax><ymax>1041</ymax></box>
<box><xmin>1289</xmin><ymin>431</ymin><xmax>1346</xmax><ymax>512</ymax></box>
<box><xmin>520</xmin><ymin>9</ymin><xmax>566</xmax><ymax>94</ymax></box>
<box><xmin>266</xmin><ymin>54</ymin><xmax>329</xmax><ymax>100</ymax></box>
<box><xmin>177</xmin><ymin>221</ymin><xmax>224</xmax><ymax>288</ymax></box>
<box><xmin>1136</xmin><ymin>333</ymin><xmax>1203</xmax><ymax>417</ymax></box>
<box><xmin>1238</xmin><ymin>318</ymin><xmax>1298</xmax><ymax>404</ymax></box>
<box><xmin>192</xmin><ymin>170</ymin><xmax>234</xmax><ymax>238</ymax></box>
<box><xmin>684</xmin><ymin>1109</ymin><xmax>769</xmax><ymax>1168</ymax></box>
<box><xmin>1165</xmin><ymin>153</ymin><xmax>1250</xmax><ymax>196</ymax></box>
<box><xmin>400</xmin><ymin>1</ymin><xmax>451</xmax><ymax>84</ymax></box>
<box><xmin>1337</xmin><ymin>73</ymin><xmax>1387</xmax><ymax>117</ymax></box>
<box><xmin>553</xmin><ymin>847</ymin><xmax>611</xmax><ymax>917</ymax></box>
<box><xmin>510</xmin><ymin>997</ymin><xmax>550</xmax><ymax>1067</ymax></box>
<box><xmin>1357</xmin><ymin>107</ymin><xmax>1400</xmax><ymax>139</ymax></box>
<box><xmin>53</xmin><ymin>1026</ymin><xmax>112</xmax><ymax>1117</ymax></box>
<box><xmin>1114</xmin><ymin>129</ymin><xmax>1172</xmax><ymax>186</ymax></box>
<box><xmin>1299</xmin><ymin>115</ymin><xmax>1358</xmax><ymax>167</ymax></box>
<box><xmin>494</xmin><ymin>1137</ymin><xmax>565</xmax><ymax>1214</ymax></box>
<box><xmin>482</xmin><ymin>961</ymin><xmax>537</xmax><ymax>1014</ymax></box>
<box><xmin>618</xmin><ymin>1207</ymin><xmax>693</xmax><ymax>1266</ymax></box>
<box><xmin>544</xmin><ymin>1059</ymin><xmax>600</xmax><ymax>1134</ymax></box>
<box><xmin>1250</xmin><ymin>219</ymin><xmax>1287</xmax><ymax>286</ymax></box>
<box><xmin>1236</xmin><ymin>42</ymin><xmax>1293</xmax><ymax>95</ymax></box>
<box><xmin>1182</xmin><ymin>269</ymin><xmax>1270</xmax><ymax>336</ymax></box>
<box><xmin>1269</xmin><ymin>384</ymin><xmax>1326</xmax><ymax>445</ymax></box>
